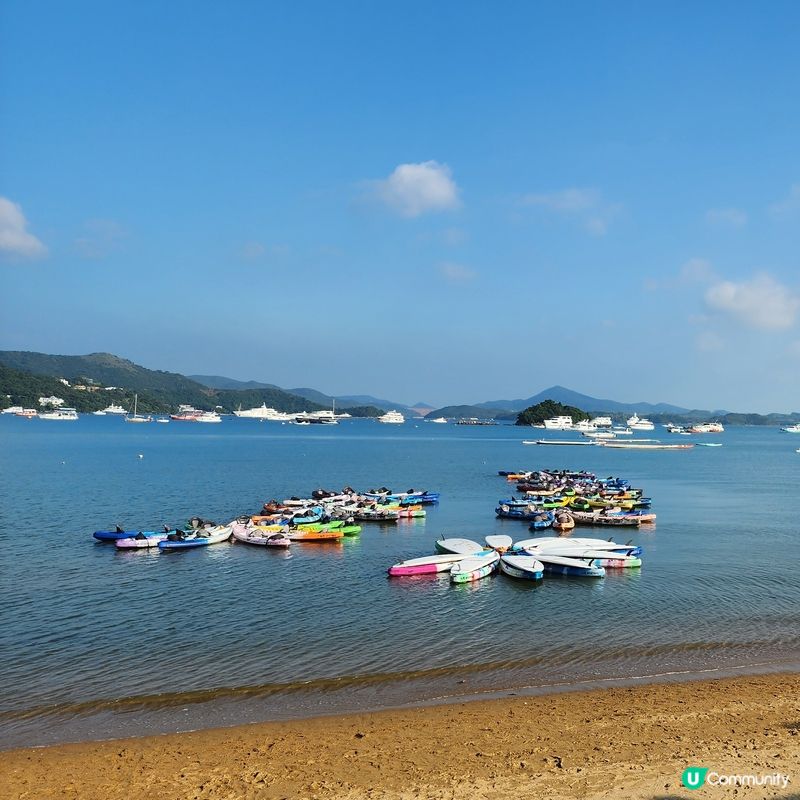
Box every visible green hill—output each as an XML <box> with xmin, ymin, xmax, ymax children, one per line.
<box><xmin>0</xmin><ymin>351</ymin><xmax>382</xmax><ymax>416</ymax></box>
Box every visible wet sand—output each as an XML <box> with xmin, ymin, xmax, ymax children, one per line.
<box><xmin>3</xmin><ymin>672</ymin><xmax>799</xmax><ymax>799</ymax></box>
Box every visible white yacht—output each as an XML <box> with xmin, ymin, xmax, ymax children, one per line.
<box><xmin>194</xmin><ymin>411</ymin><xmax>222</xmax><ymax>423</ymax></box>
<box><xmin>295</xmin><ymin>410</ymin><xmax>338</xmax><ymax>424</ymax></box>
<box><xmin>39</xmin><ymin>407</ymin><xmax>79</xmax><ymax>421</ymax></box>
<box><xmin>689</xmin><ymin>422</ymin><xmax>725</xmax><ymax>433</ymax></box>
<box><xmin>543</xmin><ymin>416</ymin><xmax>574</xmax><ymax>430</ymax></box>
<box><xmin>15</xmin><ymin>408</ymin><xmax>38</xmax><ymax>418</ymax></box>
<box><xmin>780</xmin><ymin>423</ymin><xmax>800</xmax><ymax>433</ymax></box>
<box><xmin>427</xmin><ymin>417</ymin><xmax>448</xmax><ymax>424</ymax></box>
<box><xmin>377</xmin><ymin>410</ymin><xmax>405</xmax><ymax>424</ymax></box>
<box><xmin>2</xmin><ymin>406</ymin><xmax>24</xmax><ymax>415</ymax></box>
<box><xmin>626</xmin><ymin>413</ymin><xmax>655</xmax><ymax>431</ymax></box>
<box><xmin>234</xmin><ymin>403</ymin><xmax>293</xmax><ymax>421</ymax></box>
<box><xmin>101</xmin><ymin>403</ymin><xmax>128</xmax><ymax>415</ymax></box>
<box><xmin>590</xmin><ymin>415</ymin><xmax>613</xmax><ymax>428</ymax></box>
<box><xmin>573</xmin><ymin>419</ymin><xmax>597</xmax><ymax>432</ymax></box>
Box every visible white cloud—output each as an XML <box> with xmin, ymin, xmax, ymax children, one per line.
<box><xmin>769</xmin><ymin>183</ymin><xmax>800</xmax><ymax>217</ymax></box>
<box><xmin>75</xmin><ymin>219</ymin><xmax>127</xmax><ymax>259</ymax></box>
<box><xmin>437</xmin><ymin>261</ymin><xmax>476</xmax><ymax>283</ymax></box>
<box><xmin>0</xmin><ymin>197</ymin><xmax>47</xmax><ymax>259</ymax></box>
<box><xmin>371</xmin><ymin>161</ymin><xmax>460</xmax><ymax>217</ymax></box>
<box><xmin>705</xmin><ymin>207</ymin><xmax>747</xmax><ymax>227</ymax></box>
<box><xmin>521</xmin><ymin>187</ymin><xmax>621</xmax><ymax>235</ymax></box>
<box><xmin>705</xmin><ymin>273</ymin><xmax>800</xmax><ymax>330</ymax></box>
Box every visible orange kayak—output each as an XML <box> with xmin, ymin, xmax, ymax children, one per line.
<box><xmin>286</xmin><ymin>528</ymin><xmax>344</xmax><ymax>542</ymax></box>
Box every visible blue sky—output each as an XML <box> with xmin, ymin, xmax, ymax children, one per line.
<box><xmin>2</xmin><ymin>1</ymin><xmax>799</xmax><ymax>411</ymax></box>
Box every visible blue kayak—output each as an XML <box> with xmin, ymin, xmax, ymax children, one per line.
<box><xmin>94</xmin><ymin>529</ymin><xmax>163</xmax><ymax>542</ymax></box>
<box><xmin>158</xmin><ymin>526</ymin><xmax>231</xmax><ymax>550</ymax></box>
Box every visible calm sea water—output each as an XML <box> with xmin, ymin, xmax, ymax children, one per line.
<box><xmin>1</xmin><ymin>417</ymin><xmax>799</xmax><ymax>748</ymax></box>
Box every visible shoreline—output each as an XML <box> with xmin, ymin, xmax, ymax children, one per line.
<box><xmin>4</xmin><ymin>672</ymin><xmax>799</xmax><ymax>799</ymax></box>
<box><xmin>4</xmin><ymin>655</ymin><xmax>799</xmax><ymax>752</ymax></box>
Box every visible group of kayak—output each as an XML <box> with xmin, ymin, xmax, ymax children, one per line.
<box><xmin>495</xmin><ymin>468</ymin><xmax>656</xmax><ymax>529</ymax></box>
<box><xmin>261</xmin><ymin>487</ymin><xmax>439</xmax><ymax>523</ymax></box>
<box><xmin>92</xmin><ymin>485</ymin><xmax>441</xmax><ymax>550</ymax></box>
<box><xmin>389</xmin><ymin>535</ymin><xmax>643</xmax><ymax>581</ymax></box>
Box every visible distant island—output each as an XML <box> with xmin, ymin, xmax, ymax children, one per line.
<box><xmin>1</xmin><ymin>350</ymin><xmax>799</xmax><ymax>426</ymax></box>
<box><xmin>515</xmin><ymin>400</ymin><xmax>590</xmax><ymax>426</ymax></box>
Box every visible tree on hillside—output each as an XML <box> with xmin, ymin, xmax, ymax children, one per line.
<box><xmin>515</xmin><ymin>399</ymin><xmax>590</xmax><ymax>426</ymax></box>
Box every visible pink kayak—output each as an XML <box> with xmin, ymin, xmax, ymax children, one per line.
<box><xmin>231</xmin><ymin>520</ymin><xmax>291</xmax><ymax>547</ymax></box>
<box><xmin>388</xmin><ymin>551</ymin><xmax>489</xmax><ymax>576</ymax></box>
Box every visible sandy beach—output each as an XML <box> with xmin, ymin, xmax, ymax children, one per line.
<box><xmin>3</xmin><ymin>672</ymin><xmax>799</xmax><ymax>799</ymax></box>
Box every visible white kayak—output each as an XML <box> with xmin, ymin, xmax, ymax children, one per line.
<box><xmin>450</xmin><ymin>551</ymin><xmax>500</xmax><ymax>583</ymax></box>
<box><xmin>499</xmin><ymin>554</ymin><xmax>544</xmax><ymax>580</ymax></box>
<box><xmin>435</xmin><ymin>538</ymin><xmax>485</xmax><ymax>555</ymax></box>
<box><xmin>485</xmin><ymin>534</ymin><xmax>513</xmax><ymax>552</ymax></box>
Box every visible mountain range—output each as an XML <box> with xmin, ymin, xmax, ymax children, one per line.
<box><xmin>3</xmin><ymin>351</ymin><xmax>793</xmax><ymax>424</ymax></box>
<box><xmin>473</xmin><ymin>385</ymin><xmax>726</xmax><ymax>415</ymax></box>
<box><xmin>189</xmin><ymin>374</ymin><xmax>430</xmax><ymax>415</ymax></box>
